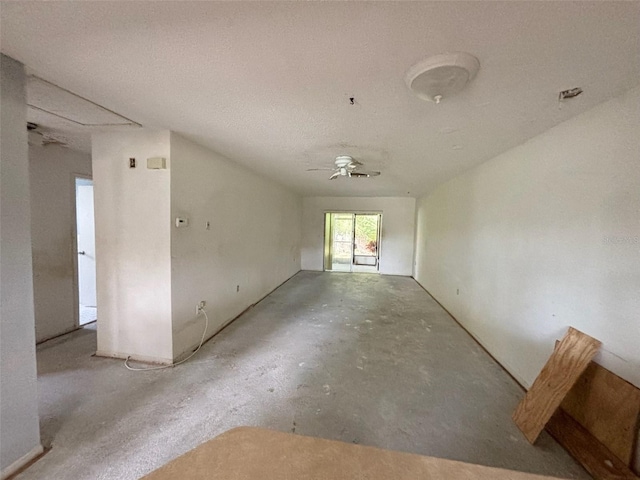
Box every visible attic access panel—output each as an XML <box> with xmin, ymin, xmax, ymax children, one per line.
<box><xmin>27</xmin><ymin>76</ymin><xmax>140</xmax><ymax>127</ymax></box>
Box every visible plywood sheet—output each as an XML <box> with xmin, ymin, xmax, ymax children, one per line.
<box><xmin>546</xmin><ymin>409</ymin><xmax>639</xmax><ymax>480</ymax></box>
<box><xmin>143</xmin><ymin>427</ymin><xmax>566</xmax><ymax>480</ymax></box>
<box><xmin>513</xmin><ymin>327</ymin><xmax>601</xmax><ymax>444</ymax></box>
<box><xmin>556</xmin><ymin>341</ymin><xmax>640</xmax><ymax>465</ymax></box>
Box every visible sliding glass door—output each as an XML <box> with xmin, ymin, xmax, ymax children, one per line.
<box><xmin>323</xmin><ymin>212</ymin><xmax>381</xmax><ymax>273</ymax></box>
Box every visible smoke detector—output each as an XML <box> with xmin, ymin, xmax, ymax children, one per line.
<box><xmin>406</xmin><ymin>52</ymin><xmax>480</xmax><ymax>103</ymax></box>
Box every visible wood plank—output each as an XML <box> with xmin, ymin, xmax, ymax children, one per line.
<box><xmin>555</xmin><ymin>340</ymin><xmax>640</xmax><ymax>465</ymax></box>
<box><xmin>546</xmin><ymin>409</ymin><xmax>639</xmax><ymax>480</ymax></box>
<box><xmin>513</xmin><ymin>327</ymin><xmax>601</xmax><ymax>444</ymax></box>
<box><xmin>143</xmin><ymin>427</ymin><xmax>567</xmax><ymax>480</ymax></box>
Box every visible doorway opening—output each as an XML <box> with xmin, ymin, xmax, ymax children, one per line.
<box><xmin>74</xmin><ymin>177</ymin><xmax>97</xmax><ymax>326</ymax></box>
<box><xmin>323</xmin><ymin>212</ymin><xmax>381</xmax><ymax>273</ymax></box>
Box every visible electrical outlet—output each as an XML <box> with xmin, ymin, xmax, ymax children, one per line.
<box><xmin>236</xmin><ymin>285</ymin><xmax>240</xmax><ymax>293</ymax></box>
<box><xmin>456</xmin><ymin>288</ymin><xmax>460</xmax><ymax>295</ymax></box>
<box><xmin>196</xmin><ymin>301</ymin><xmax>206</xmax><ymax>313</ymax></box>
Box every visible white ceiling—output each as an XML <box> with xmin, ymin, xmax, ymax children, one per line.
<box><xmin>2</xmin><ymin>1</ymin><xmax>639</xmax><ymax>197</ymax></box>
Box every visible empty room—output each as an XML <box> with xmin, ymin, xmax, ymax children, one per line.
<box><xmin>1</xmin><ymin>2</ymin><xmax>639</xmax><ymax>479</ymax></box>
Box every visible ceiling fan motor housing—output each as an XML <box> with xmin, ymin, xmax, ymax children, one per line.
<box><xmin>335</xmin><ymin>155</ymin><xmax>355</xmax><ymax>168</ymax></box>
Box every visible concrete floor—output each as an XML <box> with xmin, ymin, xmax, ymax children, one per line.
<box><xmin>22</xmin><ymin>272</ymin><xmax>589</xmax><ymax>480</ymax></box>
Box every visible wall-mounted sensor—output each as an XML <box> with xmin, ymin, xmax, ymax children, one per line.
<box><xmin>559</xmin><ymin>87</ymin><xmax>583</xmax><ymax>101</ymax></box>
<box><xmin>175</xmin><ymin>217</ymin><xmax>189</xmax><ymax>228</ymax></box>
<box><xmin>147</xmin><ymin>157</ymin><xmax>167</xmax><ymax>169</ymax></box>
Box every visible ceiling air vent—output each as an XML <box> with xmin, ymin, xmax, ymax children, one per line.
<box><xmin>559</xmin><ymin>87</ymin><xmax>583</xmax><ymax>101</ymax></box>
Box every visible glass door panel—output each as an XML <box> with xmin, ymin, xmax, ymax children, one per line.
<box><xmin>354</xmin><ymin>214</ymin><xmax>379</xmax><ymax>257</ymax></box>
<box><xmin>353</xmin><ymin>214</ymin><xmax>379</xmax><ymax>271</ymax></box>
<box><xmin>331</xmin><ymin>213</ymin><xmax>354</xmax><ymax>272</ymax></box>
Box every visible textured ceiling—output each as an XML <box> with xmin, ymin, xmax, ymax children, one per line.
<box><xmin>2</xmin><ymin>1</ymin><xmax>639</xmax><ymax>197</ymax></box>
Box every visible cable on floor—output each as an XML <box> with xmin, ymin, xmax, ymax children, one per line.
<box><xmin>124</xmin><ymin>308</ymin><xmax>209</xmax><ymax>371</ymax></box>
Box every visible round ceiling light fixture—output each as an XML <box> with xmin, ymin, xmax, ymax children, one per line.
<box><xmin>406</xmin><ymin>52</ymin><xmax>480</xmax><ymax>103</ymax></box>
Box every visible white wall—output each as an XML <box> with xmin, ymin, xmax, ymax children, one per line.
<box><xmin>302</xmin><ymin>197</ymin><xmax>415</xmax><ymax>276</ymax></box>
<box><xmin>0</xmin><ymin>54</ymin><xmax>43</xmax><ymax>478</ymax></box>
<box><xmin>92</xmin><ymin>130</ymin><xmax>173</xmax><ymax>364</ymax></box>
<box><xmin>29</xmin><ymin>143</ymin><xmax>92</xmax><ymax>342</ymax></box>
<box><xmin>170</xmin><ymin>133</ymin><xmax>302</xmax><ymax>360</ymax></box>
<box><xmin>414</xmin><ymin>86</ymin><xmax>640</xmax><ymax>390</ymax></box>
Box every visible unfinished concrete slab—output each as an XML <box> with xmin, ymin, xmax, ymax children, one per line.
<box><xmin>22</xmin><ymin>272</ymin><xmax>589</xmax><ymax>479</ymax></box>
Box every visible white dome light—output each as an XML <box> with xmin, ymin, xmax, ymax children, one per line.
<box><xmin>406</xmin><ymin>52</ymin><xmax>480</xmax><ymax>103</ymax></box>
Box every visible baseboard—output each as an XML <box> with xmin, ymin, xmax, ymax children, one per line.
<box><xmin>173</xmin><ymin>269</ymin><xmax>303</xmax><ymax>362</ymax></box>
<box><xmin>36</xmin><ymin>325</ymin><xmax>81</xmax><ymax>345</ymax></box>
<box><xmin>1</xmin><ymin>444</ymin><xmax>44</xmax><ymax>480</ymax></box>
<box><xmin>94</xmin><ymin>350</ymin><xmax>173</xmax><ymax>366</ymax></box>
<box><xmin>411</xmin><ymin>276</ymin><xmax>529</xmax><ymax>392</ymax></box>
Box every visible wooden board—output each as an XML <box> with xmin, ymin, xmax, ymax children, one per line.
<box><xmin>513</xmin><ymin>327</ymin><xmax>601</xmax><ymax>444</ymax></box>
<box><xmin>555</xmin><ymin>341</ymin><xmax>640</xmax><ymax>465</ymax></box>
<box><xmin>143</xmin><ymin>427</ymin><xmax>567</xmax><ymax>480</ymax></box>
<box><xmin>546</xmin><ymin>409</ymin><xmax>639</xmax><ymax>480</ymax></box>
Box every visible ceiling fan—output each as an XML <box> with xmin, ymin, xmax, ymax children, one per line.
<box><xmin>307</xmin><ymin>155</ymin><xmax>381</xmax><ymax>180</ymax></box>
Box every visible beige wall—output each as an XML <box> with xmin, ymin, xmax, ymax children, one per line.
<box><xmin>92</xmin><ymin>130</ymin><xmax>302</xmax><ymax>363</ymax></box>
<box><xmin>0</xmin><ymin>54</ymin><xmax>43</xmax><ymax>477</ymax></box>
<box><xmin>170</xmin><ymin>133</ymin><xmax>302</xmax><ymax>360</ymax></box>
<box><xmin>414</xmin><ymin>86</ymin><xmax>640</xmax><ymax>391</ymax></box>
<box><xmin>92</xmin><ymin>130</ymin><xmax>174</xmax><ymax>364</ymax></box>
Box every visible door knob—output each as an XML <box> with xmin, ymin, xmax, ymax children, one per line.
<box><xmin>78</xmin><ymin>251</ymin><xmax>86</xmax><ymax>255</ymax></box>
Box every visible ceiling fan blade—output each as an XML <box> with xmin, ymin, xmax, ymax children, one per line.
<box><xmin>307</xmin><ymin>168</ymin><xmax>336</xmax><ymax>172</ymax></box>
<box><xmin>350</xmin><ymin>170</ymin><xmax>381</xmax><ymax>178</ymax></box>
<box><xmin>329</xmin><ymin>171</ymin><xmax>341</xmax><ymax>180</ymax></box>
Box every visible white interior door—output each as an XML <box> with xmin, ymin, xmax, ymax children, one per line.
<box><xmin>76</xmin><ymin>180</ymin><xmax>96</xmax><ymax>308</ymax></box>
